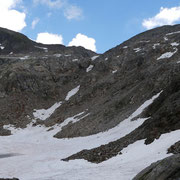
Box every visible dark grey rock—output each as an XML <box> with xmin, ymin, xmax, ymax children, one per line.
<box><xmin>133</xmin><ymin>154</ymin><xmax>180</xmax><ymax>180</ymax></box>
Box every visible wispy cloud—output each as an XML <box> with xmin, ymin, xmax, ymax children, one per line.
<box><xmin>36</xmin><ymin>32</ymin><xmax>63</xmax><ymax>44</ymax></box>
<box><xmin>0</xmin><ymin>0</ymin><xmax>26</xmax><ymax>32</ymax></box>
<box><xmin>142</xmin><ymin>6</ymin><xmax>180</xmax><ymax>29</ymax></box>
<box><xmin>64</xmin><ymin>5</ymin><xmax>83</xmax><ymax>20</ymax></box>
<box><xmin>33</xmin><ymin>0</ymin><xmax>65</xmax><ymax>9</ymax></box>
<box><xmin>33</xmin><ymin>0</ymin><xmax>83</xmax><ymax>20</ymax></box>
<box><xmin>68</xmin><ymin>33</ymin><xmax>96</xmax><ymax>52</ymax></box>
<box><xmin>31</xmin><ymin>17</ymin><xmax>40</xmax><ymax>29</ymax></box>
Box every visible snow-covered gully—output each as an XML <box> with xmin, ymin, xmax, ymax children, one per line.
<box><xmin>0</xmin><ymin>92</ymin><xmax>180</xmax><ymax>180</ymax></box>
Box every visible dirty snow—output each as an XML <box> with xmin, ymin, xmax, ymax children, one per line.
<box><xmin>134</xmin><ymin>48</ymin><xmax>141</xmax><ymax>53</ymax></box>
<box><xmin>33</xmin><ymin>102</ymin><xmax>62</xmax><ymax>121</ymax></box>
<box><xmin>54</xmin><ymin>54</ymin><xmax>62</xmax><ymax>58</ymax></box>
<box><xmin>20</xmin><ymin>56</ymin><xmax>29</xmax><ymax>60</ymax></box>
<box><xmin>166</xmin><ymin>31</ymin><xmax>180</xmax><ymax>36</ymax></box>
<box><xmin>0</xmin><ymin>91</ymin><xmax>173</xmax><ymax>180</ymax></box>
<box><xmin>35</xmin><ymin>46</ymin><xmax>48</xmax><ymax>52</ymax></box>
<box><xmin>65</xmin><ymin>85</ymin><xmax>80</xmax><ymax>101</ymax></box>
<box><xmin>91</xmin><ymin>55</ymin><xmax>99</xmax><ymax>61</ymax></box>
<box><xmin>140</xmin><ymin>40</ymin><xmax>150</xmax><ymax>43</ymax></box>
<box><xmin>153</xmin><ymin>43</ymin><xmax>160</xmax><ymax>49</ymax></box>
<box><xmin>157</xmin><ymin>48</ymin><xmax>177</xmax><ymax>60</ymax></box>
<box><xmin>86</xmin><ymin>65</ymin><xmax>94</xmax><ymax>72</ymax></box>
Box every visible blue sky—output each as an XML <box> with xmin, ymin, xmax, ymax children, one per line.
<box><xmin>1</xmin><ymin>0</ymin><xmax>180</xmax><ymax>53</ymax></box>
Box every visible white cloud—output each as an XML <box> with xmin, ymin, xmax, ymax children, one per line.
<box><xmin>143</xmin><ymin>6</ymin><xmax>180</xmax><ymax>29</ymax></box>
<box><xmin>0</xmin><ymin>0</ymin><xmax>26</xmax><ymax>32</ymax></box>
<box><xmin>36</xmin><ymin>32</ymin><xmax>63</xmax><ymax>44</ymax></box>
<box><xmin>33</xmin><ymin>0</ymin><xmax>65</xmax><ymax>9</ymax></box>
<box><xmin>68</xmin><ymin>33</ymin><xmax>96</xmax><ymax>52</ymax></box>
<box><xmin>64</xmin><ymin>5</ymin><xmax>83</xmax><ymax>20</ymax></box>
<box><xmin>31</xmin><ymin>17</ymin><xmax>40</xmax><ymax>29</ymax></box>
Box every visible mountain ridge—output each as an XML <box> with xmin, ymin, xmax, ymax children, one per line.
<box><xmin>0</xmin><ymin>25</ymin><xmax>180</xmax><ymax>180</ymax></box>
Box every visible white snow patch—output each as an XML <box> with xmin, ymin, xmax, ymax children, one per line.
<box><xmin>0</xmin><ymin>46</ymin><xmax>5</xmax><ymax>50</ymax></box>
<box><xmin>134</xmin><ymin>48</ymin><xmax>141</xmax><ymax>53</ymax></box>
<box><xmin>171</xmin><ymin>42</ymin><xmax>179</xmax><ymax>47</ymax></box>
<box><xmin>54</xmin><ymin>54</ymin><xmax>62</xmax><ymax>58</ymax></box>
<box><xmin>164</xmin><ymin>37</ymin><xmax>168</xmax><ymax>41</ymax></box>
<box><xmin>112</xmin><ymin>70</ymin><xmax>117</xmax><ymax>74</ymax></box>
<box><xmin>35</xmin><ymin>46</ymin><xmax>48</xmax><ymax>52</ymax></box>
<box><xmin>9</xmin><ymin>52</ymin><xmax>13</xmax><ymax>55</ymax></box>
<box><xmin>59</xmin><ymin>112</ymin><xmax>90</xmax><ymax>129</ymax></box>
<box><xmin>33</xmin><ymin>102</ymin><xmax>62</xmax><ymax>121</ymax></box>
<box><xmin>157</xmin><ymin>48</ymin><xmax>177</xmax><ymax>60</ymax></box>
<box><xmin>65</xmin><ymin>85</ymin><xmax>80</xmax><ymax>101</ymax></box>
<box><xmin>166</xmin><ymin>31</ymin><xmax>180</xmax><ymax>36</ymax></box>
<box><xmin>117</xmin><ymin>55</ymin><xmax>120</xmax><ymax>58</ymax></box>
<box><xmin>153</xmin><ymin>43</ymin><xmax>160</xmax><ymax>49</ymax></box>
<box><xmin>91</xmin><ymin>55</ymin><xmax>99</xmax><ymax>61</ymax></box>
<box><xmin>64</xmin><ymin>54</ymin><xmax>71</xmax><ymax>57</ymax></box>
<box><xmin>0</xmin><ymin>92</ymin><xmax>166</xmax><ymax>180</ymax></box>
<box><xmin>105</xmin><ymin>57</ymin><xmax>108</xmax><ymax>61</ymax></box>
<box><xmin>20</xmin><ymin>56</ymin><xmax>29</xmax><ymax>60</ymax></box>
<box><xmin>177</xmin><ymin>61</ymin><xmax>180</xmax><ymax>64</ymax></box>
<box><xmin>86</xmin><ymin>65</ymin><xmax>94</xmax><ymax>72</ymax></box>
<box><xmin>72</xmin><ymin>59</ymin><xmax>78</xmax><ymax>62</ymax></box>
<box><xmin>123</xmin><ymin>46</ymin><xmax>128</xmax><ymax>49</ymax></box>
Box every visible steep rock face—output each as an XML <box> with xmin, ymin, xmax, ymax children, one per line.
<box><xmin>0</xmin><ymin>25</ymin><xmax>180</xmax><ymax>167</ymax></box>
<box><xmin>133</xmin><ymin>154</ymin><xmax>180</xmax><ymax>180</ymax></box>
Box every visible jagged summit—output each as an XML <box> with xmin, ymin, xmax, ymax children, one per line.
<box><xmin>0</xmin><ymin>25</ymin><xmax>180</xmax><ymax>180</ymax></box>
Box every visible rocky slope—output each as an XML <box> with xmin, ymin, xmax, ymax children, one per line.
<box><xmin>133</xmin><ymin>154</ymin><xmax>180</xmax><ymax>180</ymax></box>
<box><xmin>0</xmin><ymin>25</ymin><xmax>180</xmax><ymax>179</ymax></box>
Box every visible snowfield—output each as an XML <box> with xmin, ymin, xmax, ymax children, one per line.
<box><xmin>1</xmin><ymin>92</ymin><xmax>180</xmax><ymax>180</ymax></box>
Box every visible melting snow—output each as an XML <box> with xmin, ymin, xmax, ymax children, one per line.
<box><xmin>35</xmin><ymin>46</ymin><xmax>48</xmax><ymax>52</ymax></box>
<box><xmin>91</xmin><ymin>55</ymin><xmax>99</xmax><ymax>61</ymax></box>
<box><xmin>72</xmin><ymin>59</ymin><xmax>78</xmax><ymax>62</ymax></box>
<box><xmin>0</xmin><ymin>45</ymin><xmax>4</xmax><ymax>50</ymax></box>
<box><xmin>33</xmin><ymin>102</ymin><xmax>62</xmax><ymax>121</ymax></box>
<box><xmin>86</xmin><ymin>65</ymin><xmax>94</xmax><ymax>72</ymax></box>
<box><xmin>166</xmin><ymin>31</ymin><xmax>180</xmax><ymax>36</ymax></box>
<box><xmin>20</xmin><ymin>56</ymin><xmax>29</xmax><ymax>60</ymax></box>
<box><xmin>171</xmin><ymin>42</ymin><xmax>179</xmax><ymax>47</ymax></box>
<box><xmin>134</xmin><ymin>48</ymin><xmax>141</xmax><ymax>53</ymax></box>
<box><xmin>1</xmin><ymin>91</ymin><xmax>174</xmax><ymax>180</ymax></box>
<box><xmin>59</xmin><ymin>111</ymin><xmax>90</xmax><ymax>130</ymax></box>
<box><xmin>54</xmin><ymin>54</ymin><xmax>62</xmax><ymax>58</ymax></box>
<box><xmin>153</xmin><ymin>43</ymin><xmax>160</xmax><ymax>49</ymax></box>
<box><xmin>65</xmin><ymin>85</ymin><xmax>80</xmax><ymax>101</ymax></box>
<box><xmin>157</xmin><ymin>48</ymin><xmax>177</xmax><ymax>60</ymax></box>
<box><xmin>112</xmin><ymin>70</ymin><xmax>117</xmax><ymax>74</ymax></box>
<box><xmin>164</xmin><ymin>37</ymin><xmax>168</xmax><ymax>41</ymax></box>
